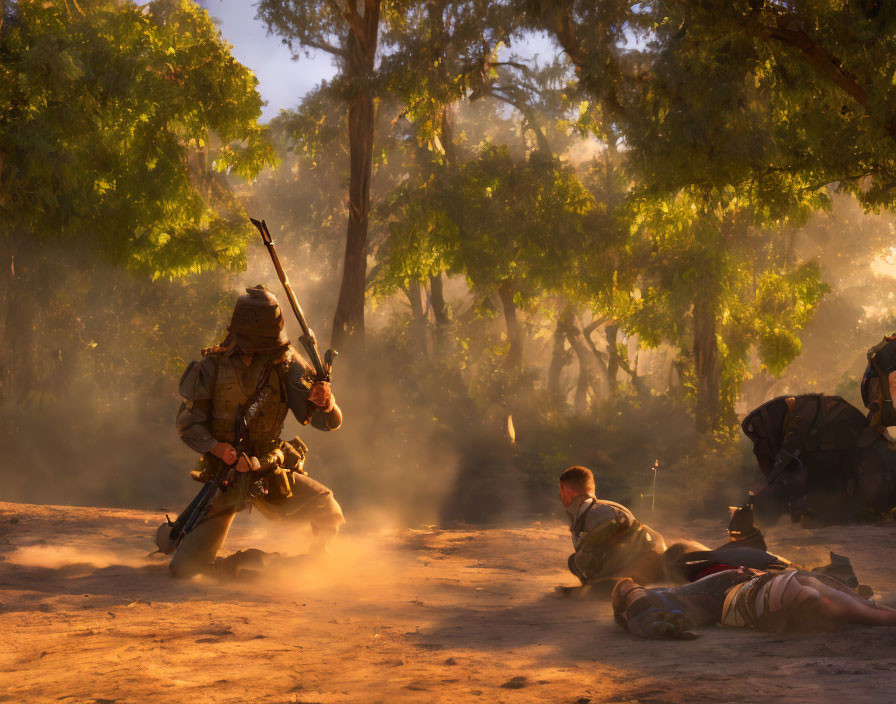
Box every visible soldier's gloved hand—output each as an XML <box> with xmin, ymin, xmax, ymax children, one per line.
<box><xmin>210</xmin><ymin>441</ymin><xmax>238</xmax><ymax>465</ymax></box>
<box><xmin>308</xmin><ymin>381</ymin><xmax>334</xmax><ymax>411</ymax></box>
<box><xmin>235</xmin><ymin>453</ymin><xmax>261</xmax><ymax>473</ymax></box>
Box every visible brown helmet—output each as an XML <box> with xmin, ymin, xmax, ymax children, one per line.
<box><xmin>226</xmin><ymin>284</ymin><xmax>290</xmax><ymax>353</ymax></box>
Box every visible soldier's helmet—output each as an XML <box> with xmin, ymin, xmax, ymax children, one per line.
<box><xmin>228</xmin><ymin>284</ymin><xmax>290</xmax><ymax>352</ymax></box>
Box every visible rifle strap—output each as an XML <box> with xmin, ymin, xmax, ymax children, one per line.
<box><xmin>572</xmin><ymin>498</ymin><xmax>597</xmax><ymax>545</ymax></box>
<box><xmin>766</xmin><ymin>395</ymin><xmax>822</xmax><ymax>486</ymax></box>
<box><xmin>252</xmin><ymin>357</ymin><xmax>276</xmax><ymax>399</ymax></box>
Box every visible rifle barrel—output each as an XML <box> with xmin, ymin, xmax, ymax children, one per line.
<box><xmin>250</xmin><ymin>217</ymin><xmax>328</xmax><ymax>379</ymax></box>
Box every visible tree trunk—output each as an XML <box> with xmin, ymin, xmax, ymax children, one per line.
<box><xmin>330</xmin><ymin>1</ymin><xmax>381</xmax><ymax>351</ymax></box>
<box><xmin>426</xmin><ymin>105</ymin><xmax>456</xmax><ymax>345</ymax></box>
<box><xmin>331</xmin><ymin>88</ymin><xmax>374</xmax><ymax>349</ymax></box>
<box><xmin>2</xmin><ymin>248</ymin><xmax>36</xmax><ymax>408</ymax></box>
<box><xmin>548</xmin><ymin>305</ymin><xmax>573</xmax><ymax>403</ymax></box>
<box><xmin>405</xmin><ymin>279</ymin><xmax>428</xmax><ymax>356</ymax></box>
<box><xmin>440</xmin><ymin>105</ymin><xmax>458</xmax><ymax>167</ymax></box>
<box><xmin>605</xmin><ymin>324</ymin><xmax>620</xmax><ymax>395</ymax></box>
<box><xmin>693</xmin><ymin>296</ymin><xmax>721</xmax><ymax>433</ymax></box>
<box><xmin>426</xmin><ymin>106</ymin><xmax>457</xmax><ymax>342</ymax></box>
<box><xmin>497</xmin><ymin>281</ymin><xmax>522</xmax><ymax>371</ymax></box>
<box><xmin>429</xmin><ymin>272</ymin><xmax>449</xmax><ymax>329</ymax></box>
<box><xmin>572</xmin><ymin>354</ymin><xmax>588</xmax><ymax>415</ymax></box>
<box><xmin>0</xmin><ymin>241</ymin><xmax>12</xmax><ymax>405</ymax></box>
<box><xmin>566</xmin><ymin>317</ymin><xmax>603</xmax><ymax>415</ymax></box>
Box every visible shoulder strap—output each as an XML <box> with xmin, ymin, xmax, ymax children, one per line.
<box><xmin>210</xmin><ymin>353</ymin><xmax>220</xmax><ymax>393</ymax></box>
<box><xmin>572</xmin><ymin>499</ymin><xmax>597</xmax><ymax>538</ymax></box>
<box><xmin>236</xmin><ymin>359</ymin><xmax>277</xmax><ymax>439</ymax></box>
<box><xmin>776</xmin><ymin>395</ymin><xmax>822</xmax><ymax>459</ymax></box>
<box><xmin>251</xmin><ymin>358</ymin><xmax>276</xmax><ymax>400</ymax></box>
<box><xmin>272</xmin><ymin>360</ymin><xmax>289</xmax><ymax>403</ymax></box>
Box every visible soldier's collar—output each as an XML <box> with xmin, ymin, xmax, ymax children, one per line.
<box><xmin>566</xmin><ymin>494</ymin><xmax>595</xmax><ymax>522</ymax></box>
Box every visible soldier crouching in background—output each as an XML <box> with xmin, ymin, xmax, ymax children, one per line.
<box><xmin>558</xmin><ymin>465</ymin><xmax>668</xmax><ymax>595</ymax></box>
<box><xmin>156</xmin><ymin>285</ymin><xmax>345</xmax><ymax>579</ymax></box>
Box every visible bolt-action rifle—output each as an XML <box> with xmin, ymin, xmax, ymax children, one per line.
<box><xmin>160</xmin><ymin>383</ymin><xmax>271</xmax><ymax>554</ymax></box>
<box><xmin>250</xmin><ymin>217</ymin><xmax>336</xmax><ymax>382</ymax></box>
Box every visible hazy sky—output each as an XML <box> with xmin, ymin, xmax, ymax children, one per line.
<box><xmin>195</xmin><ymin>1</ymin><xmax>558</xmax><ymax>121</ymax></box>
<box><xmin>197</xmin><ymin>0</ymin><xmax>338</xmax><ymax>121</ymax></box>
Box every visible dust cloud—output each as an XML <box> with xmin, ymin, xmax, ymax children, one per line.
<box><xmin>7</xmin><ymin>544</ymin><xmax>147</xmax><ymax>570</ymax></box>
<box><xmin>2</xmin><ymin>189</ymin><xmax>895</xmax><ymax>539</ymax></box>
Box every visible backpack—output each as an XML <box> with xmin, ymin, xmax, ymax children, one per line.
<box><xmin>862</xmin><ymin>332</ymin><xmax>896</xmax><ymax>426</ymax></box>
<box><xmin>741</xmin><ymin>394</ymin><xmax>873</xmax><ymax>522</ymax></box>
<box><xmin>741</xmin><ymin>394</ymin><xmax>869</xmax><ymax>481</ymax></box>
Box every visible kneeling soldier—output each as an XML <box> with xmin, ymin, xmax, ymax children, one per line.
<box><xmin>157</xmin><ymin>285</ymin><xmax>345</xmax><ymax>578</ymax></box>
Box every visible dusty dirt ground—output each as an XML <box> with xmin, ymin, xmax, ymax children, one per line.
<box><xmin>1</xmin><ymin>501</ymin><xmax>896</xmax><ymax>704</ymax></box>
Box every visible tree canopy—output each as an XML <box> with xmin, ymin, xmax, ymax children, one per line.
<box><xmin>6</xmin><ymin>0</ymin><xmax>896</xmax><ymax>514</ymax></box>
<box><xmin>0</xmin><ymin>0</ymin><xmax>274</xmax><ymax>410</ymax></box>
<box><xmin>0</xmin><ymin>0</ymin><xmax>275</xmax><ymax>277</ymax></box>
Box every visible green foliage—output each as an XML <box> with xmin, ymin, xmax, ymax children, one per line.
<box><xmin>514</xmin><ymin>1</ymin><xmax>858</xmax><ymax>431</ymax></box>
<box><xmin>622</xmin><ymin>186</ymin><xmax>829</xmax><ymax>428</ymax></box>
<box><xmin>4</xmin><ymin>0</ymin><xmax>882</xmax><ymax>515</ymax></box>
<box><xmin>373</xmin><ymin>140</ymin><xmax>608</xmax><ymax>313</ymax></box>
<box><xmin>254</xmin><ymin>0</ymin><xmax>848</xmax><ymax>436</ymax></box>
<box><xmin>0</xmin><ymin>1</ymin><xmax>277</xmax><ymax>502</ymax></box>
<box><xmin>752</xmin><ymin>264</ymin><xmax>830</xmax><ymax>374</ymax></box>
<box><xmin>641</xmin><ymin>1</ymin><xmax>896</xmax><ymax>211</ymax></box>
<box><xmin>379</xmin><ymin>1</ymin><xmax>523</xmax><ymax>151</ymax></box>
<box><xmin>528</xmin><ymin>1</ymin><xmax>896</xmax><ymax>214</ymax></box>
<box><xmin>0</xmin><ymin>0</ymin><xmax>276</xmax><ymax>276</ymax></box>
<box><xmin>449</xmin><ymin>145</ymin><xmax>594</xmax><ymax>294</ymax></box>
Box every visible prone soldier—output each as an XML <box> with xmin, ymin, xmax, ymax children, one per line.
<box><xmin>612</xmin><ymin>567</ymin><xmax>896</xmax><ymax>639</ymax></box>
<box><xmin>559</xmin><ymin>465</ymin><xmax>668</xmax><ymax>591</ymax></box>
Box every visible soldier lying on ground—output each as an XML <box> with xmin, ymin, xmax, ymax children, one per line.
<box><xmin>155</xmin><ymin>285</ymin><xmax>345</xmax><ymax>579</ymax></box>
<box><xmin>611</xmin><ymin>566</ymin><xmax>896</xmax><ymax>639</ymax></box>
<box><xmin>557</xmin><ymin>465</ymin><xmax>832</xmax><ymax>598</ymax></box>
<box><xmin>559</xmin><ymin>466</ymin><xmax>675</xmax><ymax>594</ymax></box>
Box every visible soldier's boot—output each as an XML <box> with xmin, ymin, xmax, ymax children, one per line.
<box><xmin>169</xmin><ymin>507</ymin><xmax>237</xmax><ymax>579</ymax></box>
<box><xmin>612</xmin><ymin>578</ymin><xmax>697</xmax><ymax>639</ymax></box>
<box><xmin>810</xmin><ymin>550</ymin><xmax>874</xmax><ymax>597</ymax></box>
<box><xmin>725</xmin><ymin>504</ymin><xmax>767</xmax><ymax>551</ymax></box>
<box><xmin>647</xmin><ymin>611</ymin><xmax>698</xmax><ymax>639</ymax></box>
<box><xmin>215</xmin><ymin>549</ymin><xmax>279</xmax><ymax>581</ymax></box>
<box><xmin>154</xmin><ymin>521</ymin><xmax>176</xmax><ymax>555</ymax></box>
<box><xmin>811</xmin><ymin>551</ymin><xmax>859</xmax><ymax>588</ymax></box>
<box><xmin>308</xmin><ymin>525</ymin><xmax>340</xmax><ymax>559</ymax></box>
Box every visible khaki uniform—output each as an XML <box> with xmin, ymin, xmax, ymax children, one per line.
<box><xmin>567</xmin><ymin>496</ymin><xmax>666</xmax><ymax>585</ymax></box>
<box><xmin>168</xmin><ymin>347</ymin><xmax>344</xmax><ymax>578</ymax></box>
